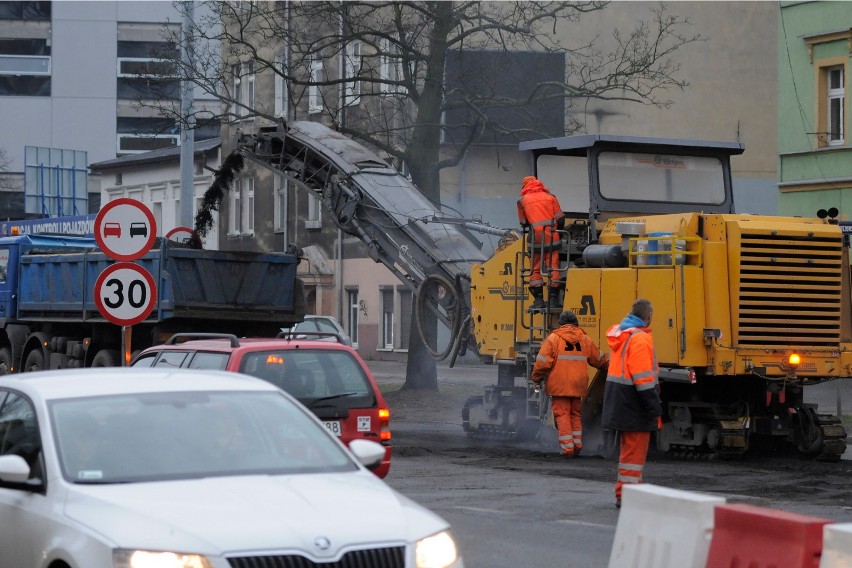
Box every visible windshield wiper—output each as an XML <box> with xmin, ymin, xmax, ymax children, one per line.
<box><xmin>306</xmin><ymin>392</ymin><xmax>360</xmax><ymax>408</ymax></box>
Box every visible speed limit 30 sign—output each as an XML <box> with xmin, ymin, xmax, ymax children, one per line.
<box><xmin>94</xmin><ymin>262</ymin><xmax>157</xmax><ymax>326</ymax></box>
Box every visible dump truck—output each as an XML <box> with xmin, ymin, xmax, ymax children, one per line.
<box><xmin>0</xmin><ymin>234</ymin><xmax>304</xmax><ymax>373</ymax></box>
<box><xmin>236</xmin><ymin>121</ymin><xmax>849</xmax><ymax>460</ymax></box>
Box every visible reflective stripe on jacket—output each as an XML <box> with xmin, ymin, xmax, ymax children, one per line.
<box><xmin>601</xmin><ymin>324</ymin><xmax>662</xmax><ymax>432</ymax></box>
<box><xmin>517</xmin><ymin>178</ymin><xmax>563</xmax><ymax>246</ymax></box>
<box><xmin>531</xmin><ymin>324</ymin><xmax>608</xmax><ymax>397</ymax></box>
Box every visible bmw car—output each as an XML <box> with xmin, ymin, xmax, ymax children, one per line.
<box><xmin>0</xmin><ymin>368</ymin><xmax>462</xmax><ymax>568</ymax></box>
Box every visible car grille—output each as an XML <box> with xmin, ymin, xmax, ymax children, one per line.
<box><xmin>227</xmin><ymin>546</ymin><xmax>405</xmax><ymax>568</ymax></box>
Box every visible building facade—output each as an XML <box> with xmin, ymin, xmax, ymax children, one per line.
<box><xmin>0</xmin><ymin>1</ymin><xmax>217</xmax><ymax>219</ymax></box>
<box><xmin>777</xmin><ymin>1</ymin><xmax>851</xmax><ymax>217</ymax></box>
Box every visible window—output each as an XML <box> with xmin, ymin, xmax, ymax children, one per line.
<box><xmin>0</xmin><ymin>390</ymin><xmax>42</xmax><ymax>481</ymax></box>
<box><xmin>381</xmin><ymin>288</ymin><xmax>394</xmax><ymax>349</ymax></box>
<box><xmin>231</xmin><ymin>61</ymin><xmax>255</xmax><ymax>119</ymax></box>
<box><xmin>306</xmin><ymin>191</ymin><xmax>321</xmax><ymax>230</ymax></box>
<box><xmin>398</xmin><ymin>288</ymin><xmax>412</xmax><ymax>350</ymax></box>
<box><xmin>0</xmin><ymin>247</ymin><xmax>8</xmax><ymax>282</ymax></box>
<box><xmin>229</xmin><ymin>176</ymin><xmax>254</xmax><ymax>236</ymax></box>
<box><xmin>827</xmin><ymin>65</ymin><xmax>845</xmax><ymax>146</ymax></box>
<box><xmin>274</xmin><ymin>54</ymin><xmax>287</xmax><ymax>118</ymax></box>
<box><xmin>380</xmin><ymin>37</ymin><xmax>406</xmax><ymax>94</ymax></box>
<box><xmin>347</xmin><ymin>288</ymin><xmax>359</xmax><ymax>346</ymax></box>
<box><xmin>309</xmin><ymin>59</ymin><xmax>324</xmax><ymax>114</ymax></box>
<box><xmin>344</xmin><ymin>41</ymin><xmax>362</xmax><ymax>106</ymax></box>
<box><xmin>274</xmin><ymin>175</ymin><xmax>288</xmax><ymax>233</ymax></box>
<box><xmin>116</xmin><ymin>41</ymin><xmax>180</xmax><ymax>102</ymax></box>
<box><xmin>0</xmin><ymin>38</ymin><xmax>51</xmax><ymax>96</ymax></box>
<box><xmin>116</xmin><ymin>58</ymin><xmax>177</xmax><ymax>79</ymax></box>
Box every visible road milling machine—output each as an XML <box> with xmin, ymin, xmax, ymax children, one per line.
<box><xmin>237</xmin><ymin>121</ymin><xmax>850</xmax><ymax>460</ymax></box>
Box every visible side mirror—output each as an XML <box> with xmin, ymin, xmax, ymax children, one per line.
<box><xmin>0</xmin><ymin>454</ymin><xmax>31</xmax><ymax>483</ymax></box>
<box><xmin>348</xmin><ymin>439</ymin><xmax>386</xmax><ymax>469</ymax></box>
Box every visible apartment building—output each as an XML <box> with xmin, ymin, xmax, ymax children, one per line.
<box><xmin>777</xmin><ymin>1</ymin><xmax>852</xmax><ymax>217</ymax></box>
<box><xmin>0</xmin><ymin>1</ymin><xmax>217</xmax><ymax>220</ymax></box>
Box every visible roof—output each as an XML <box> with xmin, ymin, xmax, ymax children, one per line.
<box><xmin>519</xmin><ymin>134</ymin><xmax>745</xmax><ymax>156</ymax></box>
<box><xmin>89</xmin><ymin>137</ymin><xmax>221</xmax><ymax>171</ymax></box>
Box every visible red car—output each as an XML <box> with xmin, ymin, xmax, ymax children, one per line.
<box><xmin>131</xmin><ymin>332</ymin><xmax>392</xmax><ymax>477</ymax></box>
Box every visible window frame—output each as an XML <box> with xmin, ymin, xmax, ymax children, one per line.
<box><xmin>827</xmin><ymin>65</ymin><xmax>845</xmax><ymax>146</ymax></box>
<box><xmin>344</xmin><ymin>41</ymin><xmax>362</xmax><ymax>106</ymax></box>
<box><xmin>308</xmin><ymin>58</ymin><xmax>324</xmax><ymax>114</ymax></box>
<box><xmin>306</xmin><ymin>191</ymin><xmax>321</xmax><ymax>230</ymax></box>
<box><xmin>274</xmin><ymin>54</ymin><xmax>287</xmax><ymax>118</ymax></box>
<box><xmin>346</xmin><ymin>288</ymin><xmax>359</xmax><ymax>347</ymax></box>
<box><xmin>381</xmin><ymin>288</ymin><xmax>394</xmax><ymax>349</ymax></box>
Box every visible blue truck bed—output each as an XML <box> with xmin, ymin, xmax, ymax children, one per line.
<box><xmin>1</xmin><ymin>236</ymin><xmax>301</xmax><ymax>325</ymax></box>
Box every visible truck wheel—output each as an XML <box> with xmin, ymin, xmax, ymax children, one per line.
<box><xmin>23</xmin><ymin>349</ymin><xmax>45</xmax><ymax>373</ymax></box>
<box><xmin>0</xmin><ymin>347</ymin><xmax>13</xmax><ymax>375</ymax></box>
<box><xmin>91</xmin><ymin>349</ymin><xmax>120</xmax><ymax>368</ymax></box>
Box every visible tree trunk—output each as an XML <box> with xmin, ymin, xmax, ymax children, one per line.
<box><xmin>403</xmin><ymin>322</ymin><xmax>439</xmax><ymax>391</ymax></box>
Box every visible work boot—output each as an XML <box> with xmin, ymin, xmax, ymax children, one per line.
<box><xmin>548</xmin><ymin>289</ymin><xmax>561</xmax><ymax>311</ymax></box>
<box><xmin>528</xmin><ymin>287</ymin><xmax>546</xmax><ymax>311</ymax></box>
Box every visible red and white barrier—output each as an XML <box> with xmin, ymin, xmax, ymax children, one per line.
<box><xmin>705</xmin><ymin>503</ymin><xmax>831</xmax><ymax>568</ymax></box>
<box><xmin>607</xmin><ymin>484</ymin><xmax>725</xmax><ymax>568</ymax></box>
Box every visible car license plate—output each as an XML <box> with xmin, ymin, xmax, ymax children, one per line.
<box><xmin>324</xmin><ymin>421</ymin><xmax>342</xmax><ymax>436</ymax></box>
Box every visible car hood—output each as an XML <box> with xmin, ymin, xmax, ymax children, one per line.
<box><xmin>63</xmin><ymin>472</ymin><xmax>448</xmax><ymax>558</ymax></box>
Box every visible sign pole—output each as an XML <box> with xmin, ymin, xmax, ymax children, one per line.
<box><xmin>122</xmin><ymin>326</ymin><xmax>132</xmax><ymax>367</ymax></box>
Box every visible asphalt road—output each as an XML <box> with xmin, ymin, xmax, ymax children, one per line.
<box><xmin>367</xmin><ymin>360</ymin><xmax>852</xmax><ymax>567</ymax></box>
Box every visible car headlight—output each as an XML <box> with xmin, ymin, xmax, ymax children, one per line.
<box><xmin>113</xmin><ymin>550</ymin><xmax>212</xmax><ymax>568</ymax></box>
<box><xmin>415</xmin><ymin>530</ymin><xmax>459</xmax><ymax>568</ymax></box>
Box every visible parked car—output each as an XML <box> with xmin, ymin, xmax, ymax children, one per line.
<box><xmin>0</xmin><ymin>368</ymin><xmax>462</xmax><ymax>568</ymax></box>
<box><xmin>286</xmin><ymin>314</ymin><xmax>354</xmax><ymax>346</ymax></box>
<box><xmin>132</xmin><ymin>332</ymin><xmax>391</xmax><ymax>477</ymax></box>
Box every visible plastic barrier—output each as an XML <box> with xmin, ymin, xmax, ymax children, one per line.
<box><xmin>706</xmin><ymin>503</ymin><xmax>832</xmax><ymax>568</ymax></box>
<box><xmin>820</xmin><ymin>523</ymin><xmax>852</xmax><ymax>567</ymax></box>
<box><xmin>607</xmin><ymin>484</ymin><xmax>725</xmax><ymax>568</ymax></box>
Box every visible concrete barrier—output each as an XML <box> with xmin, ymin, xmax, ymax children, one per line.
<box><xmin>706</xmin><ymin>503</ymin><xmax>832</xmax><ymax>568</ymax></box>
<box><xmin>607</xmin><ymin>484</ymin><xmax>725</xmax><ymax>568</ymax></box>
<box><xmin>820</xmin><ymin>523</ymin><xmax>852</xmax><ymax>567</ymax></box>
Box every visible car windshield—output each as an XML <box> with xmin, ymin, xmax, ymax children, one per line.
<box><xmin>239</xmin><ymin>349</ymin><xmax>374</xmax><ymax>407</ymax></box>
<box><xmin>49</xmin><ymin>390</ymin><xmax>357</xmax><ymax>484</ymax></box>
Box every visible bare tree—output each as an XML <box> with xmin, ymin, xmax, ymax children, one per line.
<box><xmin>153</xmin><ymin>1</ymin><xmax>701</xmax><ymax>390</ymax></box>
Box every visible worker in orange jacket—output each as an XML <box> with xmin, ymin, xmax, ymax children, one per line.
<box><xmin>532</xmin><ymin>311</ymin><xmax>608</xmax><ymax>457</ymax></box>
<box><xmin>517</xmin><ymin>176</ymin><xmax>564</xmax><ymax>311</ymax></box>
<box><xmin>601</xmin><ymin>299</ymin><xmax>662</xmax><ymax>509</ymax></box>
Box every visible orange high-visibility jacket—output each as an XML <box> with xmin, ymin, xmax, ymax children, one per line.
<box><xmin>517</xmin><ymin>177</ymin><xmax>564</xmax><ymax>247</ymax></box>
<box><xmin>531</xmin><ymin>324</ymin><xmax>608</xmax><ymax>397</ymax></box>
<box><xmin>601</xmin><ymin>323</ymin><xmax>662</xmax><ymax>431</ymax></box>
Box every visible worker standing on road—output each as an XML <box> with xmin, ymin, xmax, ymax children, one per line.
<box><xmin>517</xmin><ymin>176</ymin><xmax>564</xmax><ymax>311</ymax></box>
<box><xmin>601</xmin><ymin>299</ymin><xmax>662</xmax><ymax>509</ymax></box>
<box><xmin>531</xmin><ymin>311</ymin><xmax>608</xmax><ymax>457</ymax></box>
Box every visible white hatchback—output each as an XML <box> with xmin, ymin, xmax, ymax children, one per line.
<box><xmin>0</xmin><ymin>368</ymin><xmax>462</xmax><ymax>568</ymax></box>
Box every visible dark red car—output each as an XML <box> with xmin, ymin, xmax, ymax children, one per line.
<box><xmin>131</xmin><ymin>332</ymin><xmax>392</xmax><ymax>477</ymax></box>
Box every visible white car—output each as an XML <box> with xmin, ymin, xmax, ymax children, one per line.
<box><xmin>286</xmin><ymin>315</ymin><xmax>354</xmax><ymax>346</ymax></box>
<box><xmin>0</xmin><ymin>368</ymin><xmax>462</xmax><ymax>568</ymax></box>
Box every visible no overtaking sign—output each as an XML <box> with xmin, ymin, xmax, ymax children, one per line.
<box><xmin>94</xmin><ymin>199</ymin><xmax>158</xmax><ymax>326</ymax></box>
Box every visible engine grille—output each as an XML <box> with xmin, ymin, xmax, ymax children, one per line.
<box><xmin>736</xmin><ymin>228</ymin><xmax>843</xmax><ymax>346</ymax></box>
<box><xmin>227</xmin><ymin>546</ymin><xmax>405</xmax><ymax>568</ymax></box>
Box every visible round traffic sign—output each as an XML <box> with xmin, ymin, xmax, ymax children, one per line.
<box><xmin>166</xmin><ymin>226</ymin><xmax>197</xmax><ymax>245</ymax></box>
<box><xmin>94</xmin><ymin>263</ymin><xmax>157</xmax><ymax>326</ymax></box>
<box><xmin>95</xmin><ymin>198</ymin><xmax>157</xmax><ymax>261</ymax></box>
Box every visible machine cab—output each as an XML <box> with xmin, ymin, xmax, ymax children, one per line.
<box><xmin>519</xmin><ymin>134</ymin><xmax>745</xmax><ymax>226</ymax></box>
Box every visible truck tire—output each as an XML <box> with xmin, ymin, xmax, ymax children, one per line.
<box><xmin>23</xmin><ymin>349</ymin><xmax>45</xmax><ymax>373</ymax></box>
<box><xmin>91</xmin><ymin>349</ymin><xmax>120</xmax><ymax>368</ymax></box>
<box><xmin>0</xmin><ymin>347</ymin><xmax>13</xmax><ymax>375</ymax></box>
